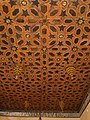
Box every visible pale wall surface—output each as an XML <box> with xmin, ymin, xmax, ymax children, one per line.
<box><xmin>0</xmin><ymin>117</ymin><xmax>80</xmax><ymax>120</ymax></box>
<box><xmin>80</xmin><ymin>102</ymin><xmax>90</xmax><ymax>120</ymax></box>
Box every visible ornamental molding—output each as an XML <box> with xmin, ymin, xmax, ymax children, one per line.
<box><xmin>0</xmin><ymin>111</ymin><xmax>79</xmax><ymax>118</ymax></box>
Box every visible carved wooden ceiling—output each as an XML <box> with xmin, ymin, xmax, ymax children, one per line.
<box><xmin>0</xmin><ymin>0</ymin><xmax>90</xmax><ymax>114</ymax></box>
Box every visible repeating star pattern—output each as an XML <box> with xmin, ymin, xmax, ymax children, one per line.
<box><xmin>0</xmin><ymin>0</ymin><xmax>90</xmax><ymax>114</ymax></box>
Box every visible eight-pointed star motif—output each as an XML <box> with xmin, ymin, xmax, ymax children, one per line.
<box><xmin>58</xmin><ymin>25</ymin><xmax>66</xmax><ymax>31</ymax></box>
<box><xmin>82</xmin><ymin>34</ymin><xmax>88</xmax><ymax>39</ymax></box>
<box><xmin>71</xmin><ymin>0</ymin><xmax>79</xmax><ymax>7</ymax></box>
<box><xmin>32</xmin><ymin>0</ymin><xmax>39</xmax><ymax>7</ymax></box>
<box><xmin>24</xmin><ymin>25</ymin><xmax>30</xmax><ymax>31</ymax></box>
<box><xmin>60</xmin><ymin>10</ymin><xmax>67</xmax><ymax>17</ymax></box>
<box><xmin>50</xmin><ymin>0</ymin><xmax>58</xmax><ymax>6</ymax></box>
<box><xmin>9</xmin><ymin>0</ymin><xmax>17</xmax><ymax>7</ymax></box>
<box><xmin>22</xmin><ymin>9</ymin><xmax>30</xmax><ymax>17</ymax></box>
<box><xmin>67</xmin><ymin>34</ymin><xmax>73</xmax><ymax>39</ymax></box>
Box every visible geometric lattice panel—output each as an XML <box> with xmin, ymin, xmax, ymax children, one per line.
<box><xmin>0</xmin><ymin>0</ymin><xmax>90</xmax><ymax>113</ymax></box>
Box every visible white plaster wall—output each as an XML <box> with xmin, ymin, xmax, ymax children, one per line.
<box><xmin>80</xmin><ymin>102</ymin><xmax>90</xmax><ymax>120</ymax></box>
